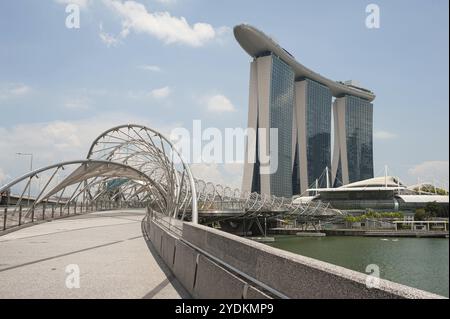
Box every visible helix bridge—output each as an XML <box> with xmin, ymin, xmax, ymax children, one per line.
<box><xmin>0</xmin><ymin>124</ymin><xmax>344</xmax><ymax>234</ymax></box>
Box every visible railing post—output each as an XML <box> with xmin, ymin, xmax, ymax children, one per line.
<box><xmin>51</xmin><ymin>204</ymin><xmax>55</xmax><ymax>219</ymax></box>
<box><xmin>67</xmin><ymin>202</ymin><xmax>70</xmax><ymax>215</ymax></box>
<box><xmin>31</xmin><ymin>206</ymin><xmax>35</xmax><ymax>222</ymax></box>
<box><xmin>60</xmin><ymin>204</ymin><xmax>63</xmax><ymax>217</ymax></box>
<box><xmin>74</xmin><ymin>202</ymin><xmax>77</xmax><ymax>215</ymax></box>
<box><xmin>3</xmin><ymin>207</ymin><xmax>7</xmax><ymax>231</ymax></box>
<box><xmin>18</xmin><ymin>205</ymin><xmax>22</xmax><ymax>226</ymax></box>
<box><xmin>42</xmin><ymin>202</ymin><xmax>46</xmax><ymax>220</ymax></box>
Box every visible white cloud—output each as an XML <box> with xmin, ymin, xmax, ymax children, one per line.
<box><xmin>408</xmin><ymin>161</ymin><xmax>449</xmax><ymax>183</ymax></box>
<box><xmin>99</xmin><ymin>31</ymin><xmax>120</xmax><ymax>47</ymax></box>
<box><xmin>138</xmin><ymin>65</ymin><xmax>162</xmax><ymax>72</ymax></box>
<box><xmin>215</xmin><ymin>26</ymin><xmax>233</xmax><ymax>45</ymax></box>
<box><xmin>99</xmin><ymin>23</ymin><xmax>121</xmax><ymax>47</ymax></box>
<box><xmin>204</xmin><ymin>94</ymin><xmax>236</xmax><ymax>113</ymax></box>
<box><xmin>374</xmin><ymin>130</ymin><xmax>397</xmax><ymax>140</ymax></box>
<box><xmin>54</xmin><ymin>0</ymin><xmax>91</xmax><ymax>9</ymax></box>
<box><xmin>150</xmin><ymin>86</ymin><xmax>171</xmax><ymax>99</ymax></box>
<box><xmin>64</xmin><ymin>97</ymin><xmax>91</xmax><ymax>110</ymax></box>
<box><xmin>103</xmin><ymin>0</ymin><xmax>224</xmax><ymax>47</ymax></box>
<box><xmin>0</xmin><ymin>168</ymin><xmax>5</xmax><ymax>185</ymax></box>
<box><xmin>0</xmin><ymin>83</ymin><xmax>31</xmax><ymax>99</ymax></box>
<box><xmin>0</xmin><ymin>114</ymin><xmax>181</xmax><ymax>187</ymax></box>
<box><xmin>10</xmin><ymin>84</ymin><xmax>31</xmax><ymax>96</ymax></box>
<box><xmin>155</xmin><ymin>0</ymin><xmax>177</xmax><ymax>4</ymax></box>
<box><xmin>190</xmin><ymin>163</ymin><xmax>242</xmax><ymax>189</ymax></box>
<box><xmin>0</xmin><ymin>115</ymin><xmax>245</xmax><ymax>191</ymax></box>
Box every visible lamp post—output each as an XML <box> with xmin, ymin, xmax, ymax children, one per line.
<box><xmin>16</xmin><ymin>152</ymin><xmax>33</xmax><ymax>206</ymax></box>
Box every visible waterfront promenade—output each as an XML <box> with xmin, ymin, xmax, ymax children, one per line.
<box><xmin>0</xmin><ymin>209</ymin><xmax>189</xmax><ymax>299</ymax></box>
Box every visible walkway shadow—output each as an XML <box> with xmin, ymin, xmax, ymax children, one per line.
<box><xmin>140</xmin><ymin>217</ymin><xmax>191</xmax><ymax>299</ymax></box>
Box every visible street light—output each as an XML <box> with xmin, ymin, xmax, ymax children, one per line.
<box><xmin>16</xmin><ymin>152</ymin><xmax>33</xmax><ymax>206</ymax></box>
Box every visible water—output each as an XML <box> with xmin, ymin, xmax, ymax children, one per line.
<box><xmin>267</xmin><ymin>236</ymin><xmax>449</xmax><ymax>297</ymax></box>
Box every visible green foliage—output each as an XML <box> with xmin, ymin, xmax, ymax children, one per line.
<box><xmin>345</xmin><ymin>211</ymin><xmax>404</xmax><ymax>223</ymax></box>
<box><xmin>345</xmin><ymin>216</ymin><xmax>358</xmax><ymax>223</ymax></box>
<box><xmin>414</xmin><ymin>186</ymin><xmax>449</xmax><ymax>195</ymax></box>
<box><xmin>424</xmin><ymin>201</ymin><xmax>447</xmax><ymax>218</ymax></box>
<box><xmin>425</xmin><ymin>202</ymin><xmax>438</xmax><ymax>216</ymax></box>
<box><xmin>414</xmin><ymin>208</ymin><xmax>428</xmax><ymax>221</ymax></box>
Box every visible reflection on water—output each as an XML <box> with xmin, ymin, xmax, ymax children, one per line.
<box><xmin>267</xmin><ymin>236</ymin><xmax>449</xmax><ymax>297</ymax></box>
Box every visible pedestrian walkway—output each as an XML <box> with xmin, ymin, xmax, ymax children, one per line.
<box><xmin>0</xmin><ymin>209</ymin><xmax>189</xmax><ymax>299</ymax></box>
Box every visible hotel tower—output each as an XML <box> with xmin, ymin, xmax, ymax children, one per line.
<box><xmin>234</xmin><ymin>24</ymin><xmax>375</xmax><ymax>197</ymax></box>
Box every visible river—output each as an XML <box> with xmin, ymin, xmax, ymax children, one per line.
<box><xmin>267</xmin><ymin>236</ymin><xmax>449</xmax><ymax>297</ymax></box>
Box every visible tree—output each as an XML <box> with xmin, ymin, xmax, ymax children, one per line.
<box><xmin>414</xmin><ymin>208</ymin><xmax>428</xmax><ymax>221</ymax></box>
<box><xmin>424</xmin><ymin>202</ymin><xmax>440</xmax><ymax>217</ymax></box>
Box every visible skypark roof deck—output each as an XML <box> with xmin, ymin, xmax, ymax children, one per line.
<box><xmin>234</xmin><ymin>24</ymin><xmax>376</xmax><ymax>102</ymax></box>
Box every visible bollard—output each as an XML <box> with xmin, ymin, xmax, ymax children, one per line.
<box><xmin>3</xmin><ymin>207</ymin><xmax>7</xmax><ymax>230</ymax></box>
<box><xmin>18</xmin><ymin>206</ymin><xmax>22</xmax><ymax>226</ymax></box>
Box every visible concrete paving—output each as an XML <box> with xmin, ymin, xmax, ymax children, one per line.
<box><xmin>0</xmin><ymin>209</ymin><xmax>190</xmax><ymax>299</ymax></box>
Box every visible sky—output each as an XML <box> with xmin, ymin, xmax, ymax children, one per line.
<box><xmin>0</xmin><ymin>0</ymin><xmax>448</xmax><ymax>190</ymax></box>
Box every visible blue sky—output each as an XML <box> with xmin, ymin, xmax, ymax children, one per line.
<box><xmin>0</xmin><ymin>0</ymin><xmax>448</xmax><ymax>188</ymax></box>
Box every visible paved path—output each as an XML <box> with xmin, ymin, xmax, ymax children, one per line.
<box><xmin>0</xmin><ymin>209</ymin><xmax>189</xmax><ymax>299</ymax></box>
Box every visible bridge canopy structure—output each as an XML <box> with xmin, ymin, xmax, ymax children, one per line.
<box><xmin>0</xmin><ymin>124</ymin><xmax>344</xmax><ymax>232</ymax></box>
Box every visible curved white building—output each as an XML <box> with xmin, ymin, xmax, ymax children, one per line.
<box><xmin>234</xmin><ymin>24</ymin><xmax>375</xmax><ymax>196</ymax></box>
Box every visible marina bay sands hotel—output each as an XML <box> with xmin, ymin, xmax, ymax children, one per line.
<box><xmin>235</xmin><ymin>24</ymin><xmax>375</xmax><ymax>197</ymax></box>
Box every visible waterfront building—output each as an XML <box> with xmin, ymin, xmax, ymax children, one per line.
<box><xmin>293</xmin><ymin>78</ymin><xmax>332</xmax><ymax>194</ymax></box>
<box><xmin>331</xmin><ymin>95</ymin><xmax>374</xmax><ymax>186</ymax></box>
<box><xmin>296</xmin><ymin>176</ymin><xmax>450</xmax><ymax>214</ymax></box>
<box><xmin>234</xmin><ymin>24</ymin><xmax>375</xmax><ymax>197</ymax></box>
<box><xmin>241</xmin><ymin>53</ymin><xmax>295</xmax><ymax>197</ymax></box>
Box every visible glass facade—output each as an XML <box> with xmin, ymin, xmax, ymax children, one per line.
<box><xmin>291</xmin><ymin>142</ymin><xmax>300</xmax><ymax>195</ymax></box>
<box><xmin>345</xmin><ymin>95</ymin><xmax>374</xmax><ymax>183</ymax></box>
<box><xmin>244</xmin><ymin>51</ymin><xmax>375</xmax><ymax>196</ymax></box>
<box><xmin>251</xmin><ymin>118</ymin><xmax>261</xmax><ymax>193</ymax></box>
<box><xmin>305</xmin><ymin>79</ymin><xmax>332</xmax><ymax>188</ymax></box>
<box><xmin>269</xmin><ymin>54</ymin><xmax>294</xmax><ymax>197</ymax></box>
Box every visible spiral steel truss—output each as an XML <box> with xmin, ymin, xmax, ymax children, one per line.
<box><xmin>0</xmin><ymin>160</ymin><xmax>155</xmax><ymax>230</ymax></box>
<box><xmin>1</xmin><ymin>124</ymin><xmax>343</xmax><ymax>232</ymax></box>
<box><xmin>193</xmin><ymin>180</ymin><xmax>342</xmax><ymax>221</ymax></box>
<box><xmin>86</xmin><ymin>124</ymin><xmax>198</xmax><ymax>221</ymax></box>
<box><xmin>87</xmin><ymin>125</ymin><xmax>342</xmax><ymax>221</ymax></box>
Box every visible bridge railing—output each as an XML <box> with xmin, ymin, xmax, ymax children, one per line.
<box><xmin>197</xmin><ymin>200</ymin><xmax>245</xmax><ymax>212</ymax></box>
<box><xmin>0</xmin><ymin>199</ymin><xmax>146</xmax><ymax>232</ymax></box>
<box><xmin>148</xmin><ymin>207</ymin><xmax>184</xmax><ymax>236</ymax></box>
